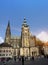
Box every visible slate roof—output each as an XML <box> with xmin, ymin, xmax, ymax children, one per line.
<box><xmin>0</xmin><ymin>42</ymin><xmax>12</xmax><ymax>47</ymax></box>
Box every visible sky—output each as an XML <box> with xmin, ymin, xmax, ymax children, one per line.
<box><xmin>0</xmin><ymin>0</ymin><xmax>48</xmax><ymax>43</ymax></box>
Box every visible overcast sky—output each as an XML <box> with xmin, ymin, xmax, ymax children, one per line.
<box><xmin>0</xmin><ymin>0</ymin><xmax>48</xmax><ymax>42</ymax></box>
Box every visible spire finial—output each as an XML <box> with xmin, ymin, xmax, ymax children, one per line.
<box><xmin>8</xmin><ymin>20</ymin><xmax>10</xmax><ymax>27</ymax></box>
<box><xmin>24</xmin><ymin>17</ymin><xmax>26</xmax><ymax>20</ymax></box>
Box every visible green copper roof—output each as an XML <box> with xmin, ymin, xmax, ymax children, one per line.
<box><xmin>22</xmin><ymin>18</ymin><xmax>29</xmax><ymax>27</ymax></box>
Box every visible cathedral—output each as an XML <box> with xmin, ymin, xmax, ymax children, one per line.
<box><xmin>4</xmin><ymin>18</ymin><xmax>39</xmax><ymax>59</ymax></box>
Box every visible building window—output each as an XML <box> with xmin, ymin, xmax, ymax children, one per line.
<box><xmin>6</xmin><ymin>54</ymin><xmax>8</xmax><ymax>56</ymax></box>
<box><xmin>6</xmin><ymin>50</ymin><xmax>8</xmax><ymax>52</ymax></box>
<box><xmin>3</xmin><ymin>50</ymin><xmax>5</xmax><ymax>52</ymax></box>
<box><xmin>0</xmin><ymin>54</ymin><xmax>1</xmax><ymax>56</ymax></box>
<box><xmin>0</xmin><ymin>50</ymin><xmax>2</xmax><ymax>52</ymax></box>
<box><xmin>2</xmin><ymin>54</ymin><xmax>5</xmax><ymax>56</ymax></box>
<box><xmin>9</xmin><ymin>50</ymin><xmax>11</xmax><ymax>52</ymax></box>
<box><xmin>9</xmin><ymin>54</ymin><xmax>11</xmax><ymax>56</ymax></box>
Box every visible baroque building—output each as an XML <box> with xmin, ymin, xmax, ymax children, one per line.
<box><xmin>4</xmin><ymin>18</ymin><xmax>39</xmax><ymax>58</ymax></box>
<box><xmin>0</xmin><ymin>43</ymin><xmax>13</xmax><ymax>59</ymax></box>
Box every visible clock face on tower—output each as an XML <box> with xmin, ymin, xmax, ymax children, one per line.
<box><xmin>25</xmin><ymin>30</ymin><xmax>27</xmax><ymax>33</ymax></box>
<box><xmin>24</xmin><ymin>28</ymin><xmax>28</xmax><ymax>32</ymax></box>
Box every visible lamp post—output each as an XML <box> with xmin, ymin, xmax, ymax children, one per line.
<box><xmin>14</xmin><ymin>43</ymin><xmax>16</xmax><ymax>61</ymax></box>
<box><xmin>22</xmin><ymin>48</ymin><xmax>24</xmax><ymax>65</ymax></box>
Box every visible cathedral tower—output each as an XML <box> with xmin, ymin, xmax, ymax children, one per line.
<box><xmin>21</xmin><ymin>18</ymin><xmax>30</xmax><ymax>47</ymax></box>
<box><xmin>5</xmin><ymin>20</ymin><xmax>11</xmax><ymax>44</ymax></box>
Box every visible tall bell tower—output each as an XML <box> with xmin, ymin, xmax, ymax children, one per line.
<box><xmin>21</xmin><ymin>18</ymin><xmax>30</xmax><ymax>47</ymax></box>
<box><xmin>5</xmin><ymin>20</ymin><xmax>11</xmax><ymax>44</ymax></box>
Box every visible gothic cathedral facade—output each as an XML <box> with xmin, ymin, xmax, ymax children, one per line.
<box><xmin>4</xmin><ymin>18</ymin><xmax>39</xmax><ymax>58</ymax></box>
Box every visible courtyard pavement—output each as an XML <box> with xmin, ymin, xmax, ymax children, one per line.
<box><xmin>0</xmin><ymin>58</ymin><xmax>48</xmax><ymax>65</ymax></box>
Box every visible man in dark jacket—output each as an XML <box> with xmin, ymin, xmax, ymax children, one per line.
<box><xmin>22</xmin><ymin>56</ymin><xmax>24</xmax><ymax>65</ymax></box>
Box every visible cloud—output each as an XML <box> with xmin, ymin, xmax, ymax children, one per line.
<box><xmin>0</xmin><ymin>37</ymin><xmax>4</xmax><ymax>44</ymax></box>
<box><xmin>36</xmin><ymin>31</ymin><xmax>48</xmax><ymax>42</ymax></box>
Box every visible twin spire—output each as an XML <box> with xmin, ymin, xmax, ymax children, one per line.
<box><xmin>5</xmin><ymin>20</ymin><xmax>11</xmax><ymax>43</ymax></box>
<box><xmin>6</xmin><ymin>18</ymin><xmax>28</xmax><ymax>35</ymax></box>
<box><xmin>7</xmin><ymin>17</ymin><xmax>27</xmax><ymax>27</ymax></box>
<box><xmin>5</xmin><ymin>18</ymin><xmax>29</xmax><ymax>43</ymax></box>
<box><xmin>6</xmin><ymin>20</ymin><xmax>11</xmax><ymax>35</ymax></box>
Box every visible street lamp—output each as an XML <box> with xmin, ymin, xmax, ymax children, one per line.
<box><xmin>14</xmin><ymin>43</ymin><xmax>16</xmax><ymax>61</ymax></box>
